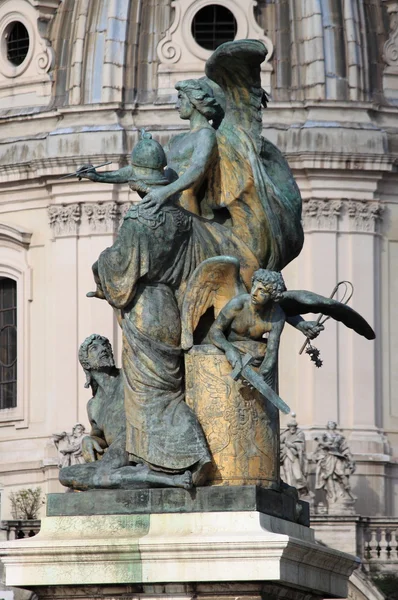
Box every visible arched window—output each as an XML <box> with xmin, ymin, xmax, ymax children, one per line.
<box><xmin>0</xmin><ymin>278</ymin><xmax>17</xmax><ymax>409</ymax></box>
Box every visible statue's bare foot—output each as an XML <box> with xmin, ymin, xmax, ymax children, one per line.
<box><xmin>172</xmin><ymin>470</ymin><xmax>193</xmax><ymax>490</ymax></box>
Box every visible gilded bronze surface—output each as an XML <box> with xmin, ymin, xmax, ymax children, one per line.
<box><xmin>185</xmin><ymin>345</ymin><xmax>279</xmax><ymax>487</ymax></box>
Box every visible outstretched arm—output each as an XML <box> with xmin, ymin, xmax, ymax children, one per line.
<box><xmin>259</xmin><ymin>310</ymin><xmax>285</xmax><ymax>387</ymax></box>
<box><xmin>287</xmin><ymin>315</ymin><xmax>324</xmax><ymax>340</ymax></box>
<box><xmin>77</xmin><ymin>164</ymin><xmax>134</xmax><ymax>184</ymax></box>
<box><xmin>208</xmin><ymin>298</ymin><xmax>245</xmax><ymax>369</ymax></box>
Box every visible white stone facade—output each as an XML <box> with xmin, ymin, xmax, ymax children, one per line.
<box><xmin>0</xmin><ymin>0</ymin><xmax>395</xmax><ymax>542</ymax></box>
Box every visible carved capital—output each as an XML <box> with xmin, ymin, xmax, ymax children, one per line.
<box><xmin>48</xmin><ymin>204</ymin><xmax>81</xmax><ymax>237</ymax></box>
<box><xmin>302</xmin><ymin>199</ymin><xmax>342</xmax><ymax>231</ymax></box>
<box><xmin>347</xmin><ymin>201</ymin><xmax>384</xmax><ymax>233</ymax></box>
<box><xmin>83</xmin><ymin>202</ymin><xmax>120</xmax><ymax>233</ymax></box>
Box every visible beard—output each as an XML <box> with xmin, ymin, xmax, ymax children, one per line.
<box><xmin>91</xmin><ymin>354</ymin><xmax>115</xmax><ymax>370</ymax></box>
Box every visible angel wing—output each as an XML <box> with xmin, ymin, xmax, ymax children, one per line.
<box><xmin>204</xmin><ymin>40</ymin><xmax>303</xmax><ymax>272</ymax></box>
<box><xmin>280</xmin><ymin>290</ymin><xmax>375</xmax><ymax>340</ymax></box>
<box><xmin>205</xmin><ymin>39</ymin><xmax>266</xmax><ymax>146</ymax></box>
<box><xmin>181</xmin><ymin>256</ymin><xmax>246</xmax><ymax>350</ymax></box>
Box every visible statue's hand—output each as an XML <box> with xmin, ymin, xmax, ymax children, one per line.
<box><xmin>140</xmin><ymin>187</ymin><xmax>171</xmax><ymax>214</ymax></box>
<box><xmin>225</xmin><ymin>347</ymin><xmax>242</xmax><ymax>370</ymax></box>
<box><xmin>297</xmin><ymin>320</ymin><xmax>324</xmax><ymax>340</ymax></box>
<box><xmin>76</xmin><ymin>164</ymin><xmax>97</xmax><ymax>181</ymax></box>
<box><xmin>82</xmin><ymin>436</ymin><xmax>105</xmax><ymax>462</ymax></box>
<box><xmin>86</xmin><ymin>284</ymin><xmax>105</xmax><ymax>300</ymax></box>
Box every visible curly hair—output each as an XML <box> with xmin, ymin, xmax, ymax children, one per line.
<box><xmin>78</xmin><ymin>334</ymin><xmax>113</xmax><ymax>370</ymax></box>
<box><xmin>78</xmin><ymin>334</ymin><xmax>115</xmax><ymax>395</ymax></box>
<box><xmin>175</xmin><ymin>79</ymin><xmax>224</xmax><ymax>128</ymax></box>
<box><xmin>252</xmin><ymin>269</ymin><xmax>286</xmax><ymax>301</ymax></box>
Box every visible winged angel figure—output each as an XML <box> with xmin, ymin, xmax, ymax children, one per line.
<box><xmin>182</xmin><ymin>256</ymin><xmax>375</xmax><ymax>396</ymax></box>
<box><xmin>81</xmin><ymin>40</ymin><xmax>303</xmax><ymax>284</ymax></box>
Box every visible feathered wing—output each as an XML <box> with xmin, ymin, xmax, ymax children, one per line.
<box><xmin>181</xmin><ymin>256</ymin><xmax>246</xmax><ymax>350</ymax></box>
<box><xmin>204</xmin><ymin>40</ymin><xmax>304</xmax><ymax>272</ymax></box>
<box><xmin>280</xmin><ymin>290</ymin><xmax>376</xmax><ymax>340</ymax></box>
<box><xmin>205</xmin><ymin>39</ymin><xmax>266</xmax><ymax>148</ymax></box>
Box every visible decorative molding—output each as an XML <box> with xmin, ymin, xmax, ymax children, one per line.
<box><xmin>156</xmin><ymin>0</ymin><xmax>274</xmax><ymax>97</ymax></box>
<box><xmin>302</xmin><ymin>199</ymin><xmax>342</xmax><ymax>231</ymax></box>
<box><xmin>157</xmin><ymin>1</ymin><xmax>182</xmax><ymax>66</ymax></box>
<box><xmin>383</xmin><ymin>1</ymin><xmax>398</xmax><ymax>69</ymax></box>
<box><xmin>0</xmin><ymin>223</ymin><xmax>32</xmax><ymax>248</ymax></box>
<box><xmin>0</xmin><ymin>223</ymin><xmax>32</xmax><ymax>428</ymax></box>
<box><xmin>83</xmin><ymin>202</ymin><xmax>120</xmax><ymax>234</ymax></box>
<box><xmin>0</xmin><ymin>0</ymin><xmax>60</xmax><ymax>109</ymax></box>
<box><xmin>382</xmin><ymin>1</ymin><xmax>398</xmax><ymax>104</ymax></box>
<box><xmin>347</xmin><ymin>201</ymin><xmax>384</xmax><ymax>233</ymax></box>
<box><xmin>48</xmin><ymin>204</ymin><xmax>81</xmax><ymax>238</ymax></box>
<box><xmin>31</xmin><ymin>0</ymin><xmax>61</xmax><ymax>23</ymax></box>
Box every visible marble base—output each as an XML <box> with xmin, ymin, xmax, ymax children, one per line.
<box><xmin>0</xmin><ymin>510</ymin><xmax>358</xmax><ymax>599</ymax></box>
<box><xmin>310</xmin><ymin>514</ymin><xmax>360</xmax><ymax>556</ymax></box>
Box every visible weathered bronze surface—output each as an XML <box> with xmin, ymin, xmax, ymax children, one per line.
<box><xmin>59</xmin><ymin>40</ymin><xmax>376</xmax><ymax>499</ymax></box>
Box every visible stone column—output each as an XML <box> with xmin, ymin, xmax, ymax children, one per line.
<box><xmin>47</xmin><ymin>204</ymin><xmax>81</xmax><ymax>431</ymax></box>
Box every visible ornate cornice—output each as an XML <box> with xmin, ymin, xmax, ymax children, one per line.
<box><xmin>302</xmin><ymin>199</ymin><xmax>342</xmax><ymax>231</ymax></box>
<box><xmin>347</xmin><ymin>201</ymin><xmax>384</xmax><ymax>233</ymax></box>
<box><xmin>48</xmin><ymin>204</ymin><xmax>81</xmax><ymax>237</ymax></box>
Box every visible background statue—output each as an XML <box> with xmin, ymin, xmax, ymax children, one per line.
<box><xmin>314</xmin><ymin>421</ymin><xmax>356</xmax><ymax>513</ymax></box>
<box><xmin>53</xmin><ymin>423</ymin><xmax>86</xmax><ymax>468</ymax></box>
<box><xmin>60</xmin><ymin>334</ymin><xmax>193</xmax><ymax>491</ymax></box>
<box><xmin>280</xmin><ymin>414</ymin><xmax>310</xmax><ymax>498</ymax></box>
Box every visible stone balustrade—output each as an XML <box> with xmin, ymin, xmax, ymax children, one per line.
<box><xmin>0</xmin><ymin>520</ymin><xmax>40</xmax><ymax>541</ymax></box>
<box><xmin>360</xmin><ymin>517</ymin><xmax>398</xmax><ymax>569</ymax></box>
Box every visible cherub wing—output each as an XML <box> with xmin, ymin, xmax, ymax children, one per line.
<box><xmin>280</xmin><ymin>290</ymin><xmax>375</xmax><ymax>340</ymax></box>
<box><xmin>205</xmin><ymin>39</ymin><xmax>267</xmax><ymax>144</ymax></box>
<box><xmin>181</xmin><ymin>256</ymin><xmax>246</xmax><ymax>350</ymax></box>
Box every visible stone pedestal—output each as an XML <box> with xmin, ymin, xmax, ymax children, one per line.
<box><xmin>0</xmin><ymin>489</ymin><xmax>358</xmax><ymax>600</ymax></box>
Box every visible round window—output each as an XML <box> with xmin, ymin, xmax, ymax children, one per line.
<box><xmin>191</xmin><ymin>5</ymin><xmax>237</xmax><ymax>51</ymax></box>
<box><xmin>5</xmin><ymin>21</ymin><xmax>29</xmax><ymax>66</ymax></box>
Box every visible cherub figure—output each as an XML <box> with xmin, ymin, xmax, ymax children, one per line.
<box><xmin>208</xmin><ymin>269</ymin><xmax>323</xmax><ymax>389</ymax></box>
<box><xmin>182</xmin><ymin>256</ymin><xmax>375</xmax><ymax>401</ymax></box>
